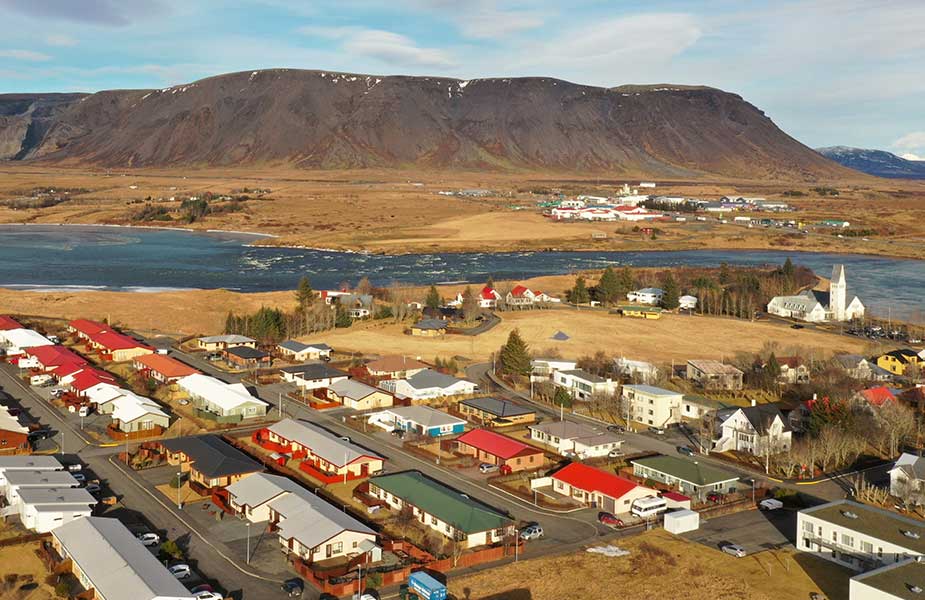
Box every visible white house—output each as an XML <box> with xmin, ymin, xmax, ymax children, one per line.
<box><xmin>196</xmin><ymin>334</ymin><xmax>256</xmax><ymax>352</ymax></box>
<box><xmin>613</xmin><ymin>358</ymin><xmax>659</xmax><ymax>384</ymax></box>
<box><xmin>110</xmin><ymin>394</ymin><xmax>171</xmax><ymax>434</ymax></box>
<box><xmin>530</xmin><ymin>358</ymin><xmax>577</xmax><ymax>382</ymax></box>
<box><xmin>627</xmin><ymin>288</ymin><xmax>665</xmax><ymax>305</ymax></box>
<box><xmin>280</xmin><ymin>363</ymin><xmax>349</xmax><ymax>391</ymax></box>
<box><xmin>176</xmin><ymin>373</ymin><xmax>269</xmax><ymax>419</ymax></box>
<box><xmin>546</xmin><ymin>462</ymin><xmax>657</xmax><ymax>514</ymax></box>
<box><xmin>226</xmin><ymin>473</ymin><xmax>310</xmax><ymax>523</ymax></box>
<box><xmin>378</xmin><ymin>369</ymin><xmax>477</xmax><ymax>400</ymax></box>
<box><xmin>0</xmin><ymin>456</ymin><xmax>64</xmax><ymax>488</ymax></box>
<box><xmin>622</xmin><ymin>384</ymin><xmax>684</xmax><ymax>427</ymax></box>
<box><xmin>0</xmin><ymin>328</ymin><xmax>53</xmax><ymax>356</ymax></box>
<box><xmin>261</xmin><ymin>418</ymin><xmax>385</xmax><ymax>479</ymax></box>
<box><xmin>527</xmin><ymin>420</ymin><xmax>623</xmax><ymax>458</ymax></box>
<box><xmin>713</xmin><ymin>403</ymin><xmax>792</xmax><ymax>455</ymax></box>
<box><xmin>767</xmin><ymin>265</ymin><xmax>864</xmax><ymax>323</ymax></box>
<box><xmin>679</xmin><ymin>295</ymin><xmax>698</xmax><ymax>310</ymax></box>
<box><xmin>17</xmin><ymin>487</ymin><xmax>96</xmax><ymax>533</ymax></box>
<box><xmin>369</xmin><ymin>406</ymin><xmax>466</xmax><ymax>437</ymax></box>
<box><xmin>277</xmin><ymin>341</ymin><xmax>332</xmax><ymax>362</ymax></box>
<box><xmin>2</xmin><ymin>469</ymin><xmax>79</xmax><ymax>506</ymax></box>
<box><xmin>553</xmin><ymin>369</ymin><xmax>618</xmax><ymax>402</ymax></box>
<box><xmin>889</xmin><ymin>453</ymin><xmax>925</xmax><ymax>503</ymax></box>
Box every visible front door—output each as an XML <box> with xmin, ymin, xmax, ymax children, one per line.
<box><xmin>326</xmin><ymin>544</ymin><xmax>333</xmax><ymax>558</ymax></box>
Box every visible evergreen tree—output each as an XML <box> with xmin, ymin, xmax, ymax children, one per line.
<box><xmin>334</xmin><ymin>304</ymin><xmax>353</xmax><ymax>328</ymax></box>
<box><xmin>295</xmin><ymin>275</ymin><xmax>315</xmax><ymax>311</ymax></box>
<box><xmin>782</xmin><ymin>257</ymin><xmax>795</xmax><ymax>280</ymax></box>
<box><xmin>570</xmin><ymin>276</ymin><xmax>590</xmax><ymax>304</ymax></box>
<box><xmin>766</xmin><ymin>352</ymin><xmax>781</xmax><ymax>379</ymax></box>
<box><xmin>425</xmin><ymin>285</ymin><xmax>442</xmax><ymax>309</ymax></box>
<box><xmin>719</xmin><ymin>262</ymin><xmax>731</xmax><ymax>285</ymax></box>
<box><xmin>499</xmin><ymin>329</ymin><xmax>531</xmax><ymax>376</ymax></box>
<box><xmin>485</xmin><ymin>276</ymin><xmax>495</xmax><ymax>289</ymax></box>
<box><xmin>597</xmin><ymin>267</ymin><xmax>620</xmax><ymax>306</ymax></box>
<box><xmin>661</xmin><ymin>273</ymin><xmax>680</xmax><ymax>309</ymax></box>
<box><xmin>553</xmin><ymin>386</ymin><xmax>572</xmax><ymax>408</ymax></box>
<box><xmin>617</xmin><ymin>267</ymin><xmax>635</xmax><ymax>299</ymax></box>
<box><xmin>461</xmin><ymin>286</ymin><xmax>479</xmax><ymax>323</ymax></box>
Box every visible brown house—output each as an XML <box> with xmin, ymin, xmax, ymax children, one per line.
<box><xmin>159</xmin><ymin>435</ymin><xmax>262</xmax><ymax>493</ymax></box>
<box><xmin>457</xmin><ymin>397</ymin><xmax>536</xmax><ymax>427</ymax></box>
<box><xmin>454</xmin><ymin>428</ymin><xmax>544</xmax><ymax>473</ymax></box>
<box><xmin>686</xmin><ymin>359</ymin><xmax>744</xmax><ymax>391</ymax></box>
<box><xmin>224</xmin><ymin>346</ymin><xmax>272</xmax><ymax>368</ymax></box>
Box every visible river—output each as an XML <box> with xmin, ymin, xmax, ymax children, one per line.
<box><xmin>0</xmin><ymin>225</ymin><xmax>921</xmax><ymax>322</ymax></box>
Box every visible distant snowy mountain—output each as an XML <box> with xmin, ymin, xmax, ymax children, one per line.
<box><xmin>816</xmin><ymin>146</ymin><xmax>925</xmax><ymax>179</ymax></box>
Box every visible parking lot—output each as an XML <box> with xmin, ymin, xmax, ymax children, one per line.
<box><xmin>683</xmin><ymin>508</ymin><xmax>795</xmax><ymax>555</ymax></box>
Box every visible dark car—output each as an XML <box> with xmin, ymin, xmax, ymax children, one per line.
<box><xmin>598</xmin><ymin>512</ymin><xmax>624</xmax><ymax>527</ymax></box>
<box><xmin>676</xmin><ymin>445</ymin><xmax>694</xmax><ymax>457</ymax></box>
<box><xmin>281</xmin><ymin>578</ymin><xmax>304</xmax><ymax>597</ymax></box>
<box><xmin>28</xmin><ymin>429</ymin><xmax>53</xmax><ymax>441</ymax></box>
<box><xmin>390</xmin><ymin>428</ymin><xmax>406</xmax><ymax>439</ymax></box>
<box><xmin>606</xmin><ymin>424</ymin><xmax>626</xmax><ymax>433</ymax></box>
<box><xmin>790</xmin><ymin>324</ymin><xmax>805</xmax><ymax>329</ymax></box>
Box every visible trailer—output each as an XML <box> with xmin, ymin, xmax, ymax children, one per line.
<box><xmin>407</xmin><ymin>571</ymin><xmax>447</xmax><ymax>600</ymax></box>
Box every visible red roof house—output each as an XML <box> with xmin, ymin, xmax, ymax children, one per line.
<box><xmin>134</xmin><ymin>353</ymin><xmax>199</xmax><ymax>383</ymax></box>
<box><xmin>0</xmin><ymin>315</ymin><xmax>22</xmax><ymax>331</ymax></box>
<box><xmin>478</xmin><ymin>286</ymin><xmax>501</xmax><ymax>308</ymax></box>
<box><xmin>551</xmin><ymin>462</ymin><xmax>657</xmax><ymax>514</ymax></box>
<box><xmin>85</xmin><ymin>330</ymin><xmax>153</xmax><ymax>362</ymax></box>
<box><xmin>68</xmin><ymin>368</ymin><xmax>118</xmax><ymax>394</ymax></box>
<box><xmin>858</xmin><ymin>386</ymin><xmax>898</xmax><ymax>407</ymax></box>
<box><xmin>454</xmin><ymin>428</ymin><xmax>544</xmax><ymax>472</ymax></box>
<box><xmin>22</xmin><ymin>345</ymin><xmax>88</xmax><ymax>372</ymax></box>
<box><xmin>67</xmin><ymin>319</ymin><xmax>110</xmax><ymax>339</ymax></box>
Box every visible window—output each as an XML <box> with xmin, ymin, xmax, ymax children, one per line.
<box><xmin>802</xmin><ymin>521</ymin><xmax>813</xmax><ymax>533</ymax></box>
<box><xmin>353</xmin><ymin>541</ymin><xmax>358</xmax><ymax>548</ymax></box>
<box><xmin>841</xmin><ymin>534</ymin><xmax>853</xmax><ymax>547</ymax></box>
<box><xmin>332</xmin><ymin>542</ymin><xmax>343</xmax><ymax>554</ymax></box>
<box><xmin>431</xmin><ymin>516</ymin><xmax>437</xmax><ymax>525</ymax></box>
<box><xmin>861</xmin><ymin>541</ymin><xmax>872</xmax><ymax>553</ymax></box>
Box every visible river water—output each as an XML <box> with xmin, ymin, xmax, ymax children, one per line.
<box><xmin>0</xmin><ymin>225</ymin><xmax>921</xmax><ymax>322</ymax></box>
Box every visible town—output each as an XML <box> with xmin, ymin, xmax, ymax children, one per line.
<box><xmin>0</xmin><ymin>258</ymin><xmax>922</xmax><ymax>600</ymax></box>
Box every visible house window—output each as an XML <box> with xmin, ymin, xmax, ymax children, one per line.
<box><xmin>841</xmin><ymin>534</ymin><xmax>853</xmax><ymax>547</ymax></box>
<box><xmin>353</xmin><ymin>541</ymin><xmax>358</xmax><ymax>548</ymax></box>
<box><xmin>431</xmin><ymin>516</ymin><xmax>438</xmax><ymax>525</ymax></box>
<box><xmin>802</xmin><ymin>522</ymin><xmax>813</xmax><ymax>533</ymax></box>
<box><xmin>332</xmin><ymin>542</ymin><xmax>343</xmax><ymax>554</ymax></box>
<box><xmin>861</xmin><ymin>541</ymin><xmax>872</xmax><ymax>553</ymax></box>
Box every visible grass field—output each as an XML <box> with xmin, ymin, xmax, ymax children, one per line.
<box><xmin>0</xmin><ymin>542</ymin><xmax>56</xmax><ymax>600</ymax></box>
<box><xmin>449</xmin><ymin>530</ymin><xmax>851</xmax><ymax>600</ymax></box>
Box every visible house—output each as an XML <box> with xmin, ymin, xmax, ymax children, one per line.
<box><xmin>280</xmin><ymin>363</ymin><xmax>349</xmax><ymax>391</ymax></box>
<box><xmin>196</xmin><ymin>334</ymin><xmax>257</xmax><ymax>352</ymax></box>
<box><xmin>65</xmin><ymin>367</ymin><xmax>118</xmax><ymax>398</ymax></box>
<box><xmin>176</xmin><ymin>373</ymin><xmax>269</xmax><ymax>419</ymax></box>
<box><xmin>257</xmin><ymin>418</ymin><xmax>384</xmax><ymax>481</ymax></box>
<box><xmin>52</xmin><ymin>517</ymin><xmax>198</xmax><ymax>600</ymax></box>
<box><xmin>773</xmin><ymin>356</ymin><xmax>810</xmax><ymax>384</ymax></box>
<box><xmin>2</xmin><ymin>469</ymin><xmax>79</xmax><ymax>506</ymax></box>
<box><xmin>768</xmin><ymin>265</ymin><xmax>864</xmax><ymax>323</ymax></box>
<box><xmin>454</xmin><ymin>429</ymin><xmax>545</xmax><ymax>472</ymax></box>
<box><xmin>713</xmin><ymin>403</ymin><xmax>792</xmax><ymax>455</ymax></box>
<box><xmin>686</xmin><ymin>359</ymin><xmax>744</xmax><ymax>390</ymax></box>
<box><xmin>378</xmin><ymin>369</ymin><xmax>477</xmax><ymax>400</ymax></box>
<box><xmin>368</xmin><ymin>471</ymin><xmax>514</xmax><ymax>548</ymax></box>
<box><xmin>160</xmin><ymin>435</ymin><xmax>263</xmax><ymax>493</ymax></box>
<box><xmin>877</xmin><ymin>349</ymin><xmax>922</xmax><ymax>376</ymax></box>
<box><xmin>614</xmin><ymin>304</ymin><xmax>663</xmax><ymax>319</ymax></box>
<box><xmin>457</xmin><ymin>397</ymin><xmax>536</xmax><ymax>427</ymax></box>
<box><xmin>223</xmin><ymin>345</ymin><xmax>272</xmax><ymax>368</ymax></box>
<box><xmin>0</xmin><ymin>406</ymin><xmax>30</xmax><ymax>455</ymax></box>
<box><xmin>0</xmin><ymin>455</ymin><xmax>65</xmax><ymax>487</ymax></box>
<box><xmin>552</xmin><ymin>369</ymin><xmax>618</xmax><ymax>401</ymax></box>
<box><xmin>325</xmin><ymin>379</ymin><xmax>394</xmax><ymax>411</ymax></box>
<box><xmin>527</xmin><ymin>420</ymin><xmax>623</xmax><ymax>458</ymax></box>
<box><xmin>18</xmin><ymin>345</ymin><xmax>86</xmax><ymax>373</ymax></box>
<box><xmin>857</xmin><ymin>386</ymin><xmax>899</xmax><ymax>408</ymax></box>
<box><xmin>477</xmin><ymin>286</ymin><xmax>502</xmax><ymax>308</ymax></box>
<box><xmin>626</xmin><ymin>288</ymin><xmax>665</xmax><ymax>305</ymax></box>
<box><xmin>335</xmin><ymin>293</ymin><xmax>374</xmax><ymax>318</ymax></box>
<box><xmin>530</xmin><ymin>358</ymin><xmax>577</xmax><ymax>382</ymax></box>
<box><xmin>277</xmin><ymin>341</ymin><xmax>332</xmax><ymax>362</ymax></box>
<box><xmin>835</xmin><ymin>354</ymin><xmax>895</xmax><ymax>381</ymax></box>
<box><xmin>0</xmin><ymin>328</ymin><xmax>52</xmax><ymax>356</ymax></box>
<box><xmin>365</xmin><ymin>355</ymin><xmax>429</xmax><ymax>379</ymax></box>
<box><xmin>796</xmin><ymin>499</ymin><xmax>925</xmax><ymax>572</ymax></box>
<box><xmin>226</xmin><ymin>472</ymin><xmax>305</xmax><ymax>522</ymax></box>
<box><xmin>505</xmin><ymin>285</ymin><xmax>554</xmax><ymax>307</ymax></box>
<box><xmin>548</xmin><ymin>463</ymin><xmax>657</xmax><ymax>514</ymax></box>
<box><xmin>110</xmin><ymin>394</ymin><xmax>170</xmax><ymax>435</ymax></box>
<box><xmin>679</xmin><ymin>295</ymin><xmax>698</xmax><ymax>310</ymax></box>
<box><xmin>269</xmin><ymin>488</ymin><xmax>380</xmax><ymax>564</ymax></box>
<box><xmin>410</xmin><ymin>319</ymin><xmax>448</xmax><ymax>337</ymax></box>
<box><xmin>849</xmin><ymin>559</ymin><xmax>925</xmax><ymax>600</ymax></box>
<box><xmin>0</xmin><ymin>315</ymin><xmax>22</xmax><ymax>330</ymax></box>
<box><xmin>86</xmin><ymin>330</ymin><xmax>153</xmax><ymax>362</ymax></box>
<box><xmin>132</xmin><ymin>353</ymin><xmax>199</xmax><ymax>383</ymax></box>
<box><xmin>622</xmin><ymin>384</ymin><xmax>685</xmax><ymax>427</ymax></box>
<box><xmin>631</xmin><ymin>455</ymin><xmax>739</xmax><ymax>498</ymax></box>
<box><xmin>371</xmin><ymin>406</ymin><xmax>466</xmax><ymax>437</ymax></box>
<box><xmin>889</xmin><ymin>453</ymin><xmax>925</xmax><ymax>502</ymax></box>
<box><xmin>66</xmin><ymin>318</ymin><xmax>109</xmax><ymax>340</ymax></box>
<box><xmin>613</xmin><ymin>358</ymin><xmax>659</xmax><ymax>384</ymax></box>
<box><xmin>17</xmin><ymin>487</ymin><xmax>96</xmax><ymax>533</ymax></box>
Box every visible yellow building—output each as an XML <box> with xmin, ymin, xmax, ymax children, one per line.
<box><xmin>877</xmin><ymin>349</ymin><xmax>922</xmax><ymax>375</ymax></box>
<box><xmin>616</xmin><ymin>305</ymin><xmax>663</xmax><ymax>319</ymax></box>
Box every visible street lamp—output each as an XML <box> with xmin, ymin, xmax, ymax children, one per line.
<box><xmin>246</xmin><ymin>522</ymin><xmax>251</xmax><ymax>564</ymax></box>
<box><xmin>177</xmin><ymin>471</ymin><xmax>183</xmax><ymax>510</ymax></box>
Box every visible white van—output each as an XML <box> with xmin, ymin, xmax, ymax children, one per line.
<box><xmin>631</xmin><ymin>496</ymin><xmax>668</xmax><ymax>519</ymax></box>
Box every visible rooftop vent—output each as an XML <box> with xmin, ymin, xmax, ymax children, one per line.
<box><xmin>909</xmin><ymin>585</ymin><xmax>923</xmax><ymax>594</ymax></box>
<box><xmin>903</xmin><ymin>530</ymin><xmax>921</xmax><ymax>539</ymax></box>
<box><xmin>842</xmin><ymin>511</ymin><xmax>859</xmax><ymax>519</ymax></box>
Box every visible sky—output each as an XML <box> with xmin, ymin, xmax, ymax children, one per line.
<box><xmin>1</xmin><ymin>0</ymin><xmax>924</xmax><ymax>159</ymax></box>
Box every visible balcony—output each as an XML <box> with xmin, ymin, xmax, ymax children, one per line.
<box><xmin>801</xmin><ymin>534</ymin><xmax>881</xmax><ymax>570</ymax></box>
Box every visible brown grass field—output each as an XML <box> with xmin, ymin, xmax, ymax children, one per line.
<box><xmin>0</xmin><ymin>542</ymin><xmax>56</xmax><ymax>600</ymax></box>
<box><xmin>1</xmin><ymin>165</ymin><xmax>923</xmax><ymax>258</ymax></box>
<box><xmin>449</xmin><ymin>530</ymin><xmax>851</xmax><ymax>600</ymax></box>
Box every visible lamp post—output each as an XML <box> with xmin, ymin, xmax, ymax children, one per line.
<box><xmin>177</xmin><ymin>471</ymin><xmax>183</xmax><ymax>510</ymax></box>
<box><xmin>246</xmin><ymin>522</ymin><xmax>251</xmax><ymax>564</ymax></box>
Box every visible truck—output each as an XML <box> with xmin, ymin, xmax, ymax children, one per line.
<box><xmin>407</xmin><ymin>571</ymin><xmax>447</xmax><ymax>600</ymax></box>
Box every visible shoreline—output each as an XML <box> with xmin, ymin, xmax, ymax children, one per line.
<box><xmin>0</xmin><ymin>221</ymin><xmax>277</xmax><ymax>239</ymax></box>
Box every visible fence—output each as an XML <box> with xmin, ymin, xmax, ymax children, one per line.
<box><xmin>0</xmin><ymin>532</ymin><xmax>50</xmax><ymax>548</ymax></box>
<box><xmin>106</xmin><ymin>424</ymin><xmax>165</xmax><ymax>441</ymax></box>
<box><xmin>192</xmin><ymin>408</ymin><xmax>242</xmax><ymax>424</ymax></box>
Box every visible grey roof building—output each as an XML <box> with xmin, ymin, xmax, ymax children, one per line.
<box><xmin>459</xmin><ymin>397</ymin><xmax>535</xmax><ymax>419</ymax></box>
<box><xmin>266</xmin><ymin>418</ymin><xmax>383</xmax><ymax>467</ymax></box>
<box><xmin>270</xmin><ymin>487</ymin><xmax>375</xmax><ymax>551</ymax></box>
<box><xmin>406</xmin><ymin>369</ymin><xmax>466</xmax><ymax>390</ymax></box>
<box><xmin>160</xmin><ymin>435</ymin><xmax>262</xmax><ymax>479</ymax></box>
<box><xmin>280</xmin><ymin>363</ymin><xmax>349</xmax><ymax>380</ymax></box>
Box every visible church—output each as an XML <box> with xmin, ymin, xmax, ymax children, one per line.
<box><xmin>767</xmin><ymin>264</ymin><xmax>865</xmax><ymax>323</ymax></box>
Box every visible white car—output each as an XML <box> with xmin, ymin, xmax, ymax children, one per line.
<box><xmin>759</xmin><ymin>499</ymin><xmax>783</xmax><ymax>511</ymax></box>
<box><xmin>136</xmin><ymin>532</ymin><xmax>161</xmax><ymax>547</ymax></box>
<box><xmin>520</xmin><ymin>524</ymin><xmax>543</xmax><ymax>540</ymax></box>
<box><xmin>607</xmin><ymin>449</ymin><xmax>623</xmax><ymax>458</ymax></box>
<box><xmin>721</xmin><ymin>543</ymin><xmax>747</xmax><ymax>558</ymax></box>
<box><xmin>194</xmin><ymin>592</ymin><xmax>223</xmax><ymax>600</ymax></box>
<box><xmin>168</xmin><ymin>564</ymin><xmax>191</xmax><ymax>579</ymax></box>
<box><xmin>478</xmin><ymin>463</ymin><xmax>499</xmax><ymax>474</ymax></box>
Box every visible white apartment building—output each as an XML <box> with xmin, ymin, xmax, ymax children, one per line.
<box><xmin>621</xmin><ymin>385</ymin><xmax>722</xmax><ymax>428</ymax></box>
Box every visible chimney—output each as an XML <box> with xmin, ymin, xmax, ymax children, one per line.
<box><xmin>751</xmin><ymin>399</ymin><xmax>757</xmax><ymax>407</ymax></box>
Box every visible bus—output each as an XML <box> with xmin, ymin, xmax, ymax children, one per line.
<box><xmin>631</xmin><ymin>496</ymin><xmax>668</xmax><ymax>519</ymax></box>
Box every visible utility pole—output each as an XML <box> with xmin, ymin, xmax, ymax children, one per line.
<box><xmin>246</xmin><ymin>522</ymin><xmax>251</xmax><ymax>564</ymax></box>
<box><xmin>177</xmin><ymin>471</ymin><xmax>182</xmax><ymax>509</ymax></box>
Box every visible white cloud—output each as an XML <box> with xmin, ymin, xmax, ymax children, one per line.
<box><xmin>413</xmin><ymin>0</ymin><xmax>546</xmax><ymax>38</ymax></box>
<box><xmin>297</xmin><ymin>26</ymin><xmax>455</xmax><ymax>68</ymax></box>
<box><xmin>893</xmin><ymin>132</ymin><xmax>925</xmax><ymax>150</ymax></box>
<box><xmin>901</xmin><ymin>153</ymin><xmax>924</xmax><ymax>161</ymax></box>
<box><xmin>0</xmin><ymin>49</ymin><xmax>52</xmax><ymax>61</ymax></box>
<box><xmin>45</xmin><ymin>34</ymin><xmax>78</xmax><ymax>47</ymax></box>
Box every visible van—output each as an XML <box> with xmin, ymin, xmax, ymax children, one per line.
<box><xmin>631</xmin><ymin>496</ymin><xmax>668</xmax><ymax>519</ymax></box>
<box><xmin>30</xmin><ymin>374</ymin><xmax>53</xmax><ymax>386</ymax></box>
<box><xmin>759</xmin><ymin>498</ymin><xmax>783</xmax><ymax>511</ymax></box>
<box><xmin>78</xmin><ymin>405</ymin><xmax>91</xmax><ymax>418</ymax></box>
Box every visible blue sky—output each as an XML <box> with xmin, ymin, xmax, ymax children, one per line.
<box><xmin>1</xmin><ymin>0</ymin><xmax>924</xmax><ymax>158</ymax></box>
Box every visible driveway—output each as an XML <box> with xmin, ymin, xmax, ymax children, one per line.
<box><xmin>683</xmin><ymin>508</ymin><xmax>796</xmax><ymax>555</ymax></box>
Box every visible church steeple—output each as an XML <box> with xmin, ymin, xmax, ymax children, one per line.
<box><xmin>830</xmin><ymin>264</ymin><xmax>847</xmax><ymax>321</ymax></box>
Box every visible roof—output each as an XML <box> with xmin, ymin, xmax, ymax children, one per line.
<box><xmin>280</xmin><ymin>363</ymin><xmax>349</xmax><ymax>380</ymax></box>
<box><xmin>412</xmin><ymin>318</ymin><xmax>448</xmax><ymax>330</ymax></box>
<box><xmin>369</xmin><ymin>471</ymin><xmax>510</xmax><ymax>534</ymax></box>
<box><xmin>724</xmin><ymin>404</ymin><xmax>790</xmax><ymax>434</ymax></box>
<box><xmin>365</xmin><ymin>355</ymin><xmax>428</xmax><ymax>373</ymax></box>
<box><xmin>458</xmin><ymin>397</ymin><xmax>534</xmax><ymax>418</ymax></box>
<box><xmin>686</xmin><ymin>360</ymin><xmax>744</xmax><ymax>375</ymax></box>
<box><xmin>455</xmin><ymin>429</ymin><xmax>540</xmax><ymax>460</ymax></box>
<box><xmin>529</xmin><ymin>420</ymin><xmax>620</xmax><ymax>446</ymax></box>
<box><xmin>2</xmin><ymin>328</ymin><xmax>52</xmax><ymax>348</ymax></box>
<box><xmin>225</xmin><ymin>473</ymin><xmax>305</xmax><ymax>508</ymax></box>
<box><xmin>279</xmin><ymin>340</ymin><xmax>332</xmax><ymax>353</ymax></box>
<box><xmin>17</xmin><ymin>486</ymin><xmax>96</xmax><ymax>506</ymax></box>
<box><xmin>883</xmin><ymin>349</ymin><xmax>921</xmax><ymax>364</ymax></box>
<box><xmin>198</xmin><ymin>334</ymin><xmax>255</xmax><ymax>344</ymax></box>
<box><xmin>835</xmin><ymin>354</ymin><xmax>866</xmax><ymax>369</ymax></box>
<box><xmin>68</xmin><ymin>319</ymin><xmax>108</xmax><ymax>336</ymax></box>
<box><xmin>0</xmin><ymin>406</ymin><xmax>27</xmax><ymax>434</ymax></box>
<box><xmin>176</xmin><ymin>374</ymin><xmax>267</xmax><ymax>411</ymax></box>
<box><xmin>631</xmin><ymin>455</ymin><xmax>739</xmax><ymax>486</ymax></box>
<box><xmin>853</xmin><ymin>559</ymin><xmax>925</xmax><ymax>600</ymax></box>
<box><xmin>479</xmin><ymin>286</ymin><xmax>499</xmax><ymax>300</ymax></box>
<box><xmin>775</xmin><ymin>356</ymin><xmax>804</xmax><ymax>369</ymax></box>
<box><xmin>802</xmin><ymin>500</ymin><xmax>925</xmax><ymax>554</ymax></box>
<box><xmin>891</xmin><ymin>453</ymin><xmax>925</xmax><ymax>481</ymax></box>
<box><xmin>267</xmin><ymin>419</ymin><xmax>382</xmax><ymax>466</ymax></box>
<box><xmin>92</xmin><ymin>330</ymin><xmax>150</xmax><ymax>351</ymax></box>
<box><xmin>225</xmin><ymin>346</ymin><xmax>269</xmax><ymax>360</ymax></box>
<box><xmin>860</xmin><ymin>386</ymin><xmax>898</xmax><ymax>407</ymax></box>
<box><xmin>660</xmin><ymin>491</ymin><xmax>690</xmax><ymax>502</ymax></box>
<box><xmin>509</xmin><ymin>285</ymin><xmax>531</xmax><ymax>297</ymax></box>
<box><xmin>53</xmin><ymin>517</ymin><xmax>194</xmax><ymax>600</ymax></box>
<box><xmin>134</xmin><ymin>353</ymin><xmax>199</xmax><ymax>378</ymax></box>
<box><xmin>328</xmin><ymin>379</ymin><xmax>382</xmax><ymax>401</ymax></box>
<box><xmin>0</xmin><ymin>315</ymin><xmax>21</xmax><ymax>330</ymax></box>
<box><xmin>0</xmin><ymin>456</ymin><xmax>63</xmax><ymax>470</ymax></box>
<box><xmin>405</xmin><ymin>369</ymin><xmax>471</xmax><ymax>390</ymax></box>
<box><xmin>270</xmin><ymin>488</ymin><xmax>374</xmax><ymax>549</ymax></box>
<box><xmin>635</xmin><ymin>287</ymin><xmax>665</xmax><ymax>295</ymax></box>
<box><xmin>111</xmin><ymin>395</ymin><xmax>169</xmax><ymax>424</ymax></box>
<box><xmin>384</xmin><ymin>406</ymin><xmax>466</xmax><ymax>429</ymax></box>
<box><xmin>552</xmin><ymin>463</ymin><xmax>641</xmax><ymax>501</ymax></box>
<box><xmin>623</xmin><ymin>384</ymin><xmax>681</xmax><ymax>397</ymax></box>
<box><xmin>557</xmin><ymin>369</ymin><xmax>608</xmax><ymax>384</ymax></box>
<box><xmin>160</xmin><ymin>435</ymin><xmax>262</xmax><ymax>479</ymax></box>
<box><xmin>70</xmin><ymin>368</ymin><xmax>117</xmax><ymax>392</ymax></box>
<box><xmin>23</xmin><ymin>345</ymin><xmax>87</xmax><ymax>368</ymax></box>
<box><xmin>4</xmin><ymin>470</ymin><xmax>78</xmax><ymax>487</ymax></box>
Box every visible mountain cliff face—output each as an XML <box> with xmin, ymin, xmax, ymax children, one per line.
<box><xmin>0</xmin><ymin>69</ymin><xmax>849</xmax><ymax>179</ymax></box>
<box><xmin>816</xmin><ymin>146</ymin><xmax>925</xmax><ymax>179</ymax></box>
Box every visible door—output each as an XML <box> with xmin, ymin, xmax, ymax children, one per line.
<box><xmin>326</xmin><ymin>544</ymin><xmax>333</xmax><ymax>558</ymax></box>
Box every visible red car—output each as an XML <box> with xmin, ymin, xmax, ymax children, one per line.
<box><xmin>598</xmin><ymin>512</ymin><xmax>624</xmax><ymax>527</ymax></box>
<box><xmin>706</xmin><ymin>492</ymin><xmax>725</xmax><ymax>504</ymax></box>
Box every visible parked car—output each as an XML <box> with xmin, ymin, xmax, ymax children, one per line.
<box><xmin>677</xmin><ymin>445</ymin><xmax>694</xmax><ymax>457</ymax></box>
<box><xmin>478</xmin><ymin>463</ymin><xmax>499</xmax><ymax>474</ymax></box>
<box><xmin>66</xmin><ymin>463</ymin><xmax>82</xmax><ymax>472</ymax></box>
<box><xmin>136</xmin><ymin>532</ymin><xmax>161</xmax><ymax>547</ymax></box>
<box><xmin>598</xmin><ymin>512</ymin><xmax>624</xmax><ymax>528</ymax></box>
<box><xmin>168</xmin><ymin>564</ymin><xmax>192</xmax><ymax>579</ymax></box>
<box><xmin>648</xmin><ymin>426</ymin><xmax>665</xmax><ymax>435</ymax></box>
<box><xmin>721</xmin><ymin>543</ymin><xmax>747</xmax><ymax>558</ymax></box>
<box><xmin>520</xmin><ymin>524</ymin><xmax>544</xmax><ymax>540</ymax></box>
<box><xmin>759</xmin><ymin>499</ymin><xmax>783</xmax><ymax>511</ymax></box>
<box><xmin>78</xmin><ymin>405</ymin><xmax>91</xmax><ymax>417</ymax></box>
<box><xmin>194</xmin><ymin>592</ymin><xmax>223</xmax><ymax>600</ymax></box>
<box><xmin>607</xmin><ymin>449</ymin><xmax>624</xmax><ymax>458</ymax></box>
<box><xmin>706</xmin><ymin>492</ymin><xmax>725</xmax><ymax>504</ymax></box>
<box><xmin>28</xmin><ymin>429</ymin><xmax>53</xmax><ymax>441</ymax></box>
<box><xmin>50</xmin><ymin>388</ymin><xmax>66</xmax><ymax>398</ymax></box>
<box><xmin>191</xmin><ymin>584</ymin><xmax>213</xmax><ymax>594</ymax></box>
<box><xmin>606</xmin><ymin>424</ymin><xmax>625</xmax><ymax>433</ymax></box>
<box><xmin>790</xmin><ymin>324</ymin><xmax>805</xmax><ymax>330</ymax></box>
<box><xmin>72</xmin><ymin>473</ymin><xmax>86</xmax><ymax>483</ymax></box>
<box><xmin>85</xmin><ymin>482</ymin><xmax>101</xmax><ymax>494</ymax></box>
<box><xmin>281</xmin><ymin>578</ymin><xmax>304</xmax><ymax>597</ymax></box>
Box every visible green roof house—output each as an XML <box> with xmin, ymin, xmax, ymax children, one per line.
<box><xmin>631</xmin><ymin>455</ymin><xmax>740</xmax><ymax>498</ymax></box>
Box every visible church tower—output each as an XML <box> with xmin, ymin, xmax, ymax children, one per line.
<box><xmin>830</xmin><ymin>264</ymin><xmax>847</xmax><ymax>321</ymax></box>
